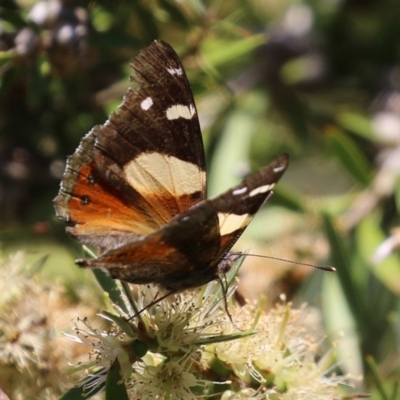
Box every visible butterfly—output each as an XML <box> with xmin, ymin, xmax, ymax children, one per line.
<box><xmin>53</xmin><ymin>41</ymin><xmax>289</xmax><ymax>292</ymax></box>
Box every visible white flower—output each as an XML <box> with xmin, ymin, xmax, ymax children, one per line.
<box><xmin>131</xmin><ymin>356</ymin><xmax>205</xmax><ymax>400</ymax></box>
<box><xmin>210</xmin><ymin>301</ymin><xmax>351</xmax><ymax>399</ymax></box>
<box><xmin>64</xmin><ymin>317</ymin><xmax>133</xmax><ymax>394</ymax></box>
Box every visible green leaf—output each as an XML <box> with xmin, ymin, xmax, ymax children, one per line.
<box><xmin>82</xmin><ymin>246</ymin><xmax>128</xmax><ymax>313</ymax></box>
<box><xmin>192</xmin><ymin>330</ymin><xmax>256</xmax><ymax>346</ymax></box>
<box><xmin>120</xmin><ymin>280</ymin><xmax>141</xmax><ymax>315</ymax></box>
<box><xmin>27</xmin><ymin>59</ymin><xmax>45</xmax><ymax>107</ymax></box>
<box><xmin>99</xmin><ymin>310</ymin><xmax>137</xmax><ymax>337</ymax></box>
<box><xmin>272</xmin><ymin>184</ymin><xmax>306</xmax><ymax>213</ymax></box>
<box><xmin>322</xmin><ymin>213</ymin><xmax>367</xmax><ymax>330</ymax></box>
<box><xmin>58</xmin><ymin>374</ymin><xmax>105</xmax><ymax>400</ymax></box>
<box><xmin>58</xmin><ymin>386</ymin><xmax>87</xmax><ymax>400</ymax></box>
<box><xmin>366</xmin><ymin>355</ymin><xmax>390</xmax><ymax>400</ymax></box>
<box><xmin>26</xmin><ymin>254</ymin><xmax>49</xmax><ymax>278</ymax></box>
<box><xmin>326</xmin><ymin>127</ymin><xmax>373</xmax><ymax>185</ymax></box>
<box><xmin>0</xmin><ymin>66</ymin><xmax>17</xmax><ymax>100</ymax></box>
<box><xmin>395</xmin><ymin>178</ymin><xmax>400</xmax><ymax>211</ymax></box>
<box><xmin>0</xmin><ymin>7</ymin><xmax>26</xmax><ymax>27</ymax></box>
<box><xmin>336</xmin><ymin>111</ymin><xmax>375</xmax><ymax>140</ymax></box>
<box><xmin>158</xmin><ymin>0</ymin><xmax>193</xmax><ymax>26</ymax></box>
<box><xmin>322</xmin><ymin>273</ymin><xmax>363</xmax><ymax>377</ymax></box>
<box><xmin>203</xmin><ymin>34</ymin><xmax>266</xmax><ymax>67</ymax></box>
<box><xmin>0</xmin><ymin>49</ymin><xmax>16</xmax><ymax>67</ymax></box>
<box><xmin>356</xmin><ymin>213</ymin><xmax>400</xmax><ymax>295</ymax></box>
<box><xmin>92</xmin><ymin>269</ymin><xmax>128</xmax><ymax>314</ymax></box>
<box><xmin>208</xmin><ymin>106</ymin><xmax>256</xmax><ymax>197</ymax></box>
<box><xmin>105</xmin><ymin>359</ymin><xmax>129</xmax><ymax>400</ymax></box>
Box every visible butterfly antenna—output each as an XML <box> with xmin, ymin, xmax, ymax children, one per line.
<box><xmin>243</xmin><ymin>253</ymin><xmax>336</xmax><ymax>272</ymax></box>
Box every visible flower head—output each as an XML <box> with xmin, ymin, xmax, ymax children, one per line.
<box><xmin>64</xmin><ymin>274</ymin><xmax>353</xmax><ymax>399</ymax></box>
<box><xmin>208</xmin><ymin>299</ymin><xmax>350</xmax><ymax>399</ymax></box>
<box><xmin>0</xmin><ymin>252</ymin><xmax>99</xmax><ymax>399</ymax></box>
<box><xmin>130</xmin><ymin>356</ymin><xmax>206</xmax><ymax>400</ymax></box>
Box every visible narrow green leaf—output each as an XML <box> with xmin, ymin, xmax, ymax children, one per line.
<box><xmin>26</xmin><ymin>254</ymin><xmax>49</xmax><ymax>278</ymax></box>
<box><xmin>0</xmin><ymin>66</ymin><xmax>17</xmax><ymax>100</ymax></box>
<box><xmin>27</xmin><ymin>60</ymin><xmax>45</xmax><ymax>107</ymax></box>
<box><xmin>99</xmin><ymin>310</ymin><xmax>137</xmax><ymax>337</ymax></box>
<box><xmin>395</xmin><ymin>178</ymin><xmax>400</xmax><ymax>212</ymax></box>
<box><xmin>193</xmin><ymin>330</ymin><xmax>256</xmax><ymax>346</ymax></box>
<box><xmin>92</xmin><ymin>269</ymin><xmax>128</xmax><ymax>314</ymax></box>
<box><xmin>274</xmin><ymin>93</ymin><xmax>309</xmax><ymax>141</ymax></box>
<box><xmin>336</xmin><ymin>111</ymin><xmax>374</xmax><ymax>140</ymax></box>
<box><xmin>322</xmin><ymin>273</ymin><xmax>363</xmax><ymax>377</ymax></box>
<box><xmin>58</xmin><ymin>374</ymin><xmax>105</xmax><ymax>400</ymax></box>
<box><xmin>58</xmin><ymin>386</ymin><xmax>86</xmax><ymax>400</ymax></box>
<box><xmin>0</xmin><ymin>49</ymin><xmax>16</xmax><ymax>67</ymax></box>
<box><xmin>322</xmin><ymin>214</ymin><xmax>367</xmax><ymax>331</ymax></box>
<box><xmin>203</xmin><ymin>34</ymin><xmax>266</xmax><ymax>67</ymax></box>
<box><xmin>366</xmin><ymin>355</ymin><xmax>390</xmax><ymax>400</ymax></box>
<box><xmin>0</xmin><ymin>7</ymin><xmax>26</xmax><ymax>26</ymax></box>
<box><xmin>159</xmin><ymin>0</ymin><xmax>192</xmax><ymax>26</ymax></box>
<box><xmin>120</xmin><ymin>280</ymin><xmax>140</xmax><ymax>315</ymax></box>
<box><xmin>208</xmin><ymin>108</ymin><xmax>255</xmax><ymax>197</ymax></box>
<box><xmin>356</xmin><ymin>213</ymin><xmax>400</xmax><ymax>295</ymax></box>
<box><xmin>326</xmin><ymin>127</ymin><xmax>373</xmax><ymax>185</ymax></box>
<box><xmin>272</xmin><ymin>185</ymin><xmax>305</xmax><ymax>213</ymax></box>
<box><xmin>82</xmin><ymin>246</ymin><xmax>128</xmax><ymax>313</ymax></box>
<box><xmin>105</xmin><ymin>359</ymin><xmax>129</xmax><ymax>400</ymax></box>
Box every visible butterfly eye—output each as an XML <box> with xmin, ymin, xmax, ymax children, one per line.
<box><xmin>218</xmin><ymin>252</ymin><xmax>243</xmax><ymax>274</ymax></box>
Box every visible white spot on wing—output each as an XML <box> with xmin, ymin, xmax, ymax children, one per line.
<box><xmin>166</xmin><ymin>104</ymin><xmax>196</xmax><ymax>120</ymax></box>
<box><xmin>218</xmin><ymin>213</ymin><xmax>250</xmax><ymax>236</ymax></box>
<box><xmin>232</xmin><ymin>187</ymin><xmax>247</xmax><ymax>196</ymax></box>
<box><xmin>249</xmin><ymin>183</ymin><xmax>274</xmax><ymax>197</ymax></box>
<box><xmin>273</xmin><ymin>165</ymin><xmax>285</xmax><ymax>173</ymax></box>
<box><xmin>140</xmin><ymin>97</ymin><xmax>153</xmax><ymax>110</ymax></box>
<box><xmin>123</xmin><ymin>152</ymin><xmax>205</xmax><ymax>197</ymax></box>
<box><xmin>167</xmin><ymin>67</ymin><xmax>183</xmax><ymax>76</ymax></box>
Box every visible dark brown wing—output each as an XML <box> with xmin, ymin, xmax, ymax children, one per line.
<box><xmin>54</xmin><ymin>41</ymin><xmax>206</xmax><ymax>250</ymax></box>
<box><xmin>77</xmin><ymin>154</ymin><xmax>289</xmax><ymax>291</ymax></box>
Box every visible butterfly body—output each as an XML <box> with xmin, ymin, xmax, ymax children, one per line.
<box><xmin>54</xmin><ymin>41</ymin><xmax>289</xmax><ymax>291</ymax></box>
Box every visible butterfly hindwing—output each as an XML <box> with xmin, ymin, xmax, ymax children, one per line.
<box><xmin>77</xmin><ymin>154</ymin><xmax>289</xmax><ymax>290</ymax></box>
<box><xmin>212</xmin><ymin>153</ymin><xmax>289</xmax><ymax>261</ymax></box>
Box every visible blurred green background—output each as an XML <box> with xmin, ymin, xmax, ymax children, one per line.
<box><xmin>1</xmin><ymin>0</ymin><xmax>400</xmax><ymax>398</ymax></box>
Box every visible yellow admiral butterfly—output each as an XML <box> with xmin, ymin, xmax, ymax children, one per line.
<box><xmin>54</xmin><ymin>41</ymin><xmax>289</xmax><ymax>291</ymax></box>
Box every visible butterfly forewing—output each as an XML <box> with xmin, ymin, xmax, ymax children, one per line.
<box><xmin>93</xmin><ymin>42</ymin><xmax>206</xmax><ymax>218</ymax></box>
<box><xmin>54</xmin><ymin>41</ymin><xmax>206</xmax><ymax>251</ymax></box>
<box><xmin>54</xmin><ymin>127</ymin><xmax>161</xmax><ymax>250</ymax></box>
